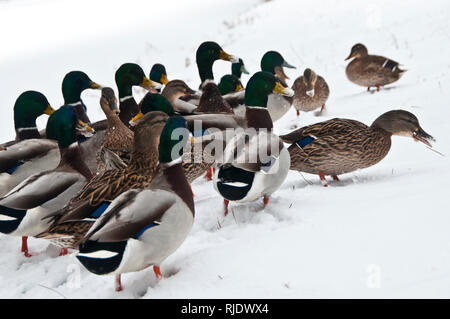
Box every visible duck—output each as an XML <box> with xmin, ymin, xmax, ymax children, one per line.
<box><xmin>115</xmin><ymin>63</ymin><xmax>162</xmax><ymax>127</ymax></box>
<box><xmin>178</xmin><ymin>41</ymin><xmax>239</xmax><ymax>106</ymax></box>
<box><xmin>345</xmin><ymin>43</ymin><xmax>407</xmax><ymax>92</ymax></box>
<box><xmin>292</xmin><ymin>68</ymin><xmax>330</xmax><ymax>117</ymax></box>
<box><xmin>196</xmin><ymin>41</ymin><xmax>239</xmax><ymax>84</ymax></box>
<box><xmin>232</xmin><ymin>58</ymin><xmax>249</xmax><ymax>79</ymax></box>
<box><xmin>96</xmin><ymin>87</ymin><xmax>133</xmax><ymax>173</ymax></box>
<box><xmin>62</xmin><ymin>71</ymin><xmax>102</xmax><ymax>124</ymax></box>
<box><xmin>217</xmin><ymin>74</ymin><xmax>244</xmax><ymax>96</ymax></box>
<box><xmin>76</xmin><ymin>115</ymin><xmax>193</xmax><ymax>292</ymax></box>
<box><xmin>0</xmin><ymin>91</ymin><xmax>58</xmax><ymax>196</ymax></box>
<box><xmin>149</xmin><ymin>63</ymin><xmax>169</xmax><ymax>92</ymax></box>
<box><xmin>280</xmin><ymin>110</ymin><xmax>434</xmax><ymax>186</ymax></box>
<box><xmin>149</xmin><ymin>79</ymin><xmax>197</xmax><ymax>114</ymax></box>
<box><xmin>183</xmin><ymin>72</ymin><xmax>294</xmax><ymax>215</ymax></box>
<box><xmin>260</xmin><ymin>50</ymin><xmax>297</xmax><ymax>122</ymax></box>
<box><xmin>0</xmin><ymin>105</ymin><xmax>94</xmax><ymax>257</ymax></box>
<box><xmin>37</xmin><ymin>100</ymin><xmax>176</xmax><ymax>250</ymax></box>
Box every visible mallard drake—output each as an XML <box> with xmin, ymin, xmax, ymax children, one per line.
<box><xmin>218</xmin><ymin>74</ymin><xmax>244</xmax><ymax>96</ymax></box>
<box><xmin>178</xmin><ymin>41</ymin><xmax>239</xmax><ymax>106</ymax></box>
<box><xmin>0</xmin><ymin>105</ymin><xmax>94</xmax><ymax>257</ymax></box>
<box><xmin>96</xmin><ymin>88</ymin><xmax>133</xmax><ymax>173</ymax></box>
<box><xmin>0</xmin><ymin>91</ymin><xmax>57</xmax><ymax>196</ymax></box>
<box><xmin>62</xmin><ymin>71</ymin><xmax>102</xmax><ymax>123</ymax></box>
<box><xmin>183</xmin><ymin>72</ymin><xmax>293</xmax><ymax>214</ymax></box>
<box><xmin>280</xmin><ymin>110</ymin><xmax>434</xmax><ymax>186</ymax></box>
<box><xmin>345</xmin><ymin>43</ymin><xmax>407</xmax><ymax>91</ymax></box>
<box><xmin>38</xmin><ymin>100</ymin><xmax>175</xmax><ymax>250</ymax></box>
<box><xmin>76</xmin><ymin>116</ymin><xmax>193</xmax><ymax>292</ymax></box>
<box><xmin>196</xmin><ymin>41</ymin><xmax>239</xmax><ymax>84</ymax></box>
<box><xmin>115</xmin><ymin>63</ymin><xmax>162</xmax><ymax>126</ymax></box>
<box><xmin>232</xmin><ymin>58</ymin><xmax>249</xmax><ymax>79</ymax></box>
<box><xmin>292</xmin><ymin>68</ymin><xmax>330</xmax><ymax>116</ymax></box>
<box><xmin>149</xmin><ymin>63</ymin><xmax>169</xmax><ymax>92</ymax></box>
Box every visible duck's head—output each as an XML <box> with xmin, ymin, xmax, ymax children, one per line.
<box><xmin>232</xmin><ymin>58</ymin><xmax>249</xmax><ymax>78</ymax></box>
<box><xmin>115</xmin><ymin>63</ymin><xmax>162</xmax><ymax>98</ymax></box>
<box><xmin>345</xmin><ymin>43</ymin><xmax>368</xmax><ymax>61</ymax></box>
<box><xmin>302</xmin><ymin>68</ymin><xmax>318</xmax><ymax>97</ymax></box>
<box><xmin>218</xmin><ymin>74</ymin><xmax>244</xmax><ymax>95</ymax></box>
<box><xmin>13</xmin><ymin>91</ymin><xmax>54</xmax><ymax>131</ymax></box>
<box><xmin>150</xmin><ymin>63</ymin><xmax>169</xmax><ymax>86</ymax></box>
<box><xmin>196</xmin><ymin>41</ymin><xmax>238</xmax><ymax>82</ymax></box>
<box><xmin>46</xmin><ymin>105</ymin><xmax>94</xmax><ymax>148</ymax></box>
<box><xmin>261</xmin><ymin>51</ymin><xmax>296</xmax><ymax>84</ymax></box>
<box><xmin>371</xmin><ymin>110</ymin><xmax>435</xmax><ymax>147</ymax></box>
<box><xmin>130</xmin><ymin>94</ymin><xmax>175</xmax><ymax>127</ymax></box>
<box><xmin>161</xmin><ymin>80</ymin><xmax>197</xmax><ymax>104</ymax></box>
<box><xmin>158</xmin><ymin>115</ymin><xmax>189</xmax><ymax>164</ymax></box>
<box><xmin>99</xmin><ymin>87</ymin><xmax>119</xmax><ymax>116</ymax></box>
<box><xmin>245</xmin><ymin>71</ymin><xmax>294</xmax><ymax>108</ymax></box>
<box><xmin>62</xmin><ymin>71</ymin><xmax>101</xmax><ymax>105</ymax></box>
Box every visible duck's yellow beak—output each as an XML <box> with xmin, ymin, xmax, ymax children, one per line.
<box><xmin>78</xmin><ymin>120</ymin><xmax>94</xmax><ymax>132</ymax></box>
<box><xmin>141</xmin><ymin>76</ymin><xmax>162</xmax><ymax>91</ymax></box>
<box><xmin>129</xmin><ymin>111</ymin><xmax>144</xmax><ymax>126</ymax></box>
<box><xmin>160</xmin><ymin>74</ymin><xmax>169</xmax><ymax>85</ymax></box>
<box><xmin>220</xmin><ymin>50</ymin><xmax>239</xmax><ymax>63</ymax></box>
<box><xmin>189</xmin><ymin>136</ymin><xmax>196</xmax><ymax>143</ymax></box>
<box><xmin>235</xmin><ymin>83</ymin><xmax>244</xmax><ymax>92</ymax></box>
<box><xmin>90</xmin><ymin>81</ymin><xmax>102</xmax><ymax>89</ymax></box>
<box><xmin>43</xmin><ymin>104</ymin><xmax>55</xmax><ymax>115</ymax></box>
<box><xmin>273</xmin><ymin>81</ymin><xmax>294</xmax><ymax>97</ymax></box>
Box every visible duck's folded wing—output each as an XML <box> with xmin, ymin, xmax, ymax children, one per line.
<box><xmin>221</xmin><ymin>131</ymin><xmax>284</xmax><ymax>173</ymax></box>
<box><xmin>0</xmin><ymin>139</ymin><xmax>57</xmax><ymax>173</ymax></box>
<box><xmin>184</xmin><ymin>114</ymin><xmax>246</xmax><ymax>132</ymax></box>
<box><xmin>99</xmin><ymin>147</ymin><xmax>128</xmax><ymax>171</ymax></box>
<box><xmin>222</xmin><ymin>90</ymin><xmax>245</xmax><ymax>109</ymax></box>
<box><xmin>0</xmin><ymin>170</ymin><xmax>80</xmax><ymax>209</ymax></box>
<box><xmin>173</xmin><ymin>99</ymin><xmax>198</xmax><ymax>114</ymax></box>
<box><xmin>280</xmin><ymin>118</ymin><xmax>368</xmax><ymax>144</ymax></box>
<box><xmin>82</xmin><ymin>189</ymin><xmax>176</xmax><ymax>243</ymax></box>
<box><xmin>53</xmin><ymin>168</ymin><xmax>153</xmax><ymax>224</ymax></box>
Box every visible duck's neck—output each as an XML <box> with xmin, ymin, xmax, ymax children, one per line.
<box><xmin>198</xmin><ymin>60</ymin><xmax>215</xmax><ymax>83</ymax></box>
<box><xmin>117</xmin><ymin>82</ymin><xmax>133</xmax><ymax>99</ymax></box>
<box><xmin>245</xmin><ymin>107</ymin><xmax>273</xmax><ymax>130</ymax></box>
<box><xmin>63</xmin><ymin>89</ymin><xmax>83</xmax><ymax>105</ymax></box>
<box><xmin>14</xmin><ymin>116</ymin><xmax>41</xmax><ymax>140</ymax></box>
<box><xmin>118</xmin><ymin>97</ymin><xmax>139</xmax><ymax>128</ymax></box>
<box><xmin>232</xmin><ymin>63</ymin><xmax>242</xmax><ymax>79</ymax></box>
<box><xmin>160</xmin><ymin>161</ymin><xmax>194</xmax><ymax>215</ymax></box>
<box><xmin>69</xmin><ymin>101</ymin><xmax>90</xmax><ymax>124</ymax></box>
<box><xmin>59</xmin><ymin>143</ymin><xmax>93</xmax><ymax>180</ymax></box>
<box><xmin>370</xmin><ymin>115</ymin><xmax>396</xmax><ymax>135</ymax></box>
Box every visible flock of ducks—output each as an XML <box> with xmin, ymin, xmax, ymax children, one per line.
<box><xmin>0</xmin><ymin>41</ymin><xmax>435</xmax><ymax>292</ymax></box>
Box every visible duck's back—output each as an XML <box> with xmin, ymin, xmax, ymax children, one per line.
<box><xmin>346</xmin><ymin>55</ymin><xmax>404</xmax><ymax>87</ymax></box>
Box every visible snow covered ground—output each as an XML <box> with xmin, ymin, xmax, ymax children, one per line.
<box><xmin>0</xmin><ymin>0</ymin><xmax>450</xmax><ymax>298</ymax></box>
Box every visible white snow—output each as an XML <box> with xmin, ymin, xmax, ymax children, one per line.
<box><xmin>0</xmin><ymin>0</ymin><xmax>450</xmax><ymax>298</ymax></box>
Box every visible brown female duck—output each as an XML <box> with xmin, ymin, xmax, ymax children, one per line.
<box><xmin>96</xmin><ymin>88</ymin><xmax>133</xmax><ymax>173</ymax></box>
<box><xmin>280</xmin><ymin>110</ymin><xmax>434</xmax><ymax>186</ymax></box>
<box><xmin>292</xmin><ymin>68</ymin><xmax>330</xmax><ymax>116</ymax></box>
<box><xmin>37</xmin><ymin>111</ymin><xmax>170</xmax><ymax>249</ymax></box>
<box><xmin>345</xmin><ymin>43</ymin><xmax>406</xmax><ymax>91</ymax></box>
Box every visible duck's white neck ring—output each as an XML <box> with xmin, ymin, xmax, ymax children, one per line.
<box><xmin>159</xmin><ymin>157</ymin><xmax>182</xmax><ymax>168</ymax></box>
<box><xmin>67</xmin><ymin>101</ymin><xmax>83</xmax><ymax>107</ymax></box>
<box><xmin>17</xmin><ymin>126</ymin><xmax>38</xmax><ymax>132</ymax></box>
<box><xmin>120</xmin><ymin>96</ymin><xmax>133</xmax><ymax>103</ymax></box>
